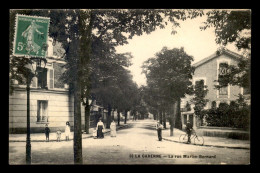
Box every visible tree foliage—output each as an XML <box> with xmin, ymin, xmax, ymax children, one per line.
<box><xmin>206</xmin><ymin>95</ymin><xmax>250</xmax><ymax>130</ymax></box>
<box><xmin>142</xmin><ymin>47</ymin><xmax>194</xmax><ymax>130</ymax></box>
<box><xmin>200</xmin><ymin>10</ymin><xmax>251</xmax><ymax>90</ymax></box>
<box><xmin>143</xmin><ymin>47</ymin><xmax>194</xmax><ymax>102</ymax></box>
<box><xmin>191</xmin><ymin>80</ymin><xmax>209</xmax><ymax>125</ymax></box>
<box><xmin>201</xmin><ymin>10</ymin><xmax>251</xmax><ymax>50</ymax></box>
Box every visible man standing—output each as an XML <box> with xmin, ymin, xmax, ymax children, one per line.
<box><xmin>156</xmin><ymin>121</ymin><xmax>163</xmax><ymax>141</ymax></box>
<box><xmin>186</xmin><ymin>120</ymin><xmax>193</xmax><ymax>144</ymax></box>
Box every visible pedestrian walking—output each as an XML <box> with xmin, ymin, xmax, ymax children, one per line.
<box><xmin>56</xmin><ymin>129</ymin><xmax>61</xmax><ymax>142</ymax></box>
<box><xmin>186</xmin><ymin>120</ymin><xmax>193</xmax><ymax>144</ymax></box>
<box><xmin>65</xmin><ymin>121</ymin><xmax>71</xmax><ymax>141</ymax></box>
<box><xmin>44</xmin><ymin>124</ymin><xmax>50</xmax><ymax>142</ymax></box>
<box><xmin>156</xmin><ymin>121</ymin><xmax>163</xmax><ymax>141</ymax></box>
<box><xmin>110</xmin><ymin>120</ymin><xmax>117</xmax><ymax>137</ymax></box>
<box><xmin>96</xmin><ymin>118</ymin><xmax>105</xmax><ymax>139</ymax></box>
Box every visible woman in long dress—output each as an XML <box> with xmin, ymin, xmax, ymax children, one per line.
<box><xmin>96</xmin><ymin>118</ymin><xmax>105</xmax><ymax>139</ymax></box>
<box><xmin>110</xmin><ymin>120</ymin><xmax>117</xmax><ymax>137</ymax></box>
<box><xmin>65</xmin><ymin>121</ymin><xmax>71</xmax><ymax>141</ymax></box>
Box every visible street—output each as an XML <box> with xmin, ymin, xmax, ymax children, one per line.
<box><xmin>9</xmin><ymin>119</ymin><xmax>250</xmax><ymax>165</ymax></box>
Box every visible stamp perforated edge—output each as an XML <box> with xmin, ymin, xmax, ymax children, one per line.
<box><xmin>12</xmin><ymin>14</ymin><xmax>50</xmax><ymax>58</ymax></box>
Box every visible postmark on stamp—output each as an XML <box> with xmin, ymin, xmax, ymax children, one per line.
<box><xmin>13</xmin><ymin>14</ymin><xmax>50</xmax><ymax>58</ymax></box>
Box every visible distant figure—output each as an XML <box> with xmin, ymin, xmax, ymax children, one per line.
<box><xmin>96</xmin><ymin>118</ymin><xmax>105</xmax><ymax>139</ymax></box>
<box><xmin>56</xmin><ymin>129</ymin><xmax>61</xmax><ymax>142</ymax></box>
<box><xmin>44</xmin><ymin>124</ymin><xmax>50</xmax><ymax>142</ymax></box>
<box><xmin>186</xmin><ymin>120</ymin><xmax>193</xmax><ymax>144</ymax></box>
<box><xmin>110</xmin><ymin>120</ymin><xmax>117</xmax><ymax>137</ymax></box>
<box><xmin>65</xmin><ymin>121</ymin><xmax>71</xmax><ymax>141</ymax></box>
<box><xmin>156</xmin><ymin>121</ymin><xmax>163</xmax><ymax>141</ymax></box>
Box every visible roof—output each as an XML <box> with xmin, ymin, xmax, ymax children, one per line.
<box><xmin>192</xmin><ymin>49</ymin><xmax>243</xmax><ymax>68</ymax></box>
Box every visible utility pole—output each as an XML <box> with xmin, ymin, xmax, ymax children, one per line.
<box><xmin>26</xmin><ymin>72</ymin><xmax>32</xmax><ymax>164</ymax></box>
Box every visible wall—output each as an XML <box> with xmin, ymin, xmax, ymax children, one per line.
<box><xmin>9</xmin><ymin>87</ymin><xmax>73</xmax><ymax>133</ymax></box>
<box><xmin>193</xmin><ymin>53</ymin><xmax>241</xmax><ymax>107</ymax></box>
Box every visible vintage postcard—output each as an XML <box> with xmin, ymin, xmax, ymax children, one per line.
<box><xmin>9</xmin><ymin>9</ymin><xmax>251</xmax><ymax>165</ymax></box>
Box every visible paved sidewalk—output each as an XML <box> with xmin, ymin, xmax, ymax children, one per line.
<box><xmin>160</xmin><ymin>126</ymin><xmax>250</xmax><ymax>150</ymax></box>
<box><xmin>9</xmin><ymin>122</ymin><xmax>132</xmax><ymax>142</ymax></box>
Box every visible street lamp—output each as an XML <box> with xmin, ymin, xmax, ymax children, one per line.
<box><xmin>24</xmin><ymin>57</ymin><xmax>47</xmax><ymax>164</ymax></box>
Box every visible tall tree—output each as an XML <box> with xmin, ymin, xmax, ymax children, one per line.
<box><xmin>91</xmin><ymin>51</ymin><xmax>133</xmax><ymax>128</ymax></box>
<box><xmin>142</xmin><ymin>85</ymin><xmax>161</xmax><ymax>121</ymax></box>
<box><xmin>190</xmin><ymin>80</ymin><xmax>209</xmax><ymax>126</ymax></box>
<box><xmin>143</xmin><ymin>47</ymin><xmax>194</xmax><ymax>136</ymax></box>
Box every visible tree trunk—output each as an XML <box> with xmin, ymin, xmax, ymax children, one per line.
<box><xmin>163</xmin><ymin>111</ymin><xmax>166</xmax><ymax>129</ymax></box>
<box><xmin>170</xmin><ymin>116</ymin><xmax>174</xmax><ymax>136</ymax></box>
<box><xmin>171</xmin><ymin>101</ymin><xmax>178</xmax><ymax>136</ymax></box>
<box><xmin>153</xmin><ymin>113</ymin><xmax>157</xmax><ymax>120</ymax></box>
<box><xmin>159</xmin><ymin>110</ymin><xmax>163</xmax><ymax>124</ymax></box>
<box><xmin>175</xmin><ymin>98</ymin><xmax>182</xmax><ymax>130</ymax></box>
<box><xmin>112</xmin><ymin>109</ymin><xmax>114</xmax><ymax>121</ymax></box>
<box><xmin>106</xmin><ymin>104</ymin><xmax>111</xmax><ymax>129</ymax></box>
<box><xmin>73</xmin><ymin>81</ymin><xmax>82</xmax><ymax>164</ymax></box>
<box><xmin>117</xmin><ymin>110</ymin><xmax>120</xmax><ymax>126</ymax></box>
<box><xmin>124</xmin><ymin>110</ymin><xmax>127</xmax><ymax>124</ymax></box>
<box><xmin>84</xmin><ymin>98</ymin><xmax>90</xmax><ymax>134</ymax></box>
<box><xmin>102</xmin><ymin>108</ymin><xmax>105</xmax><ymax>121</ymax></box>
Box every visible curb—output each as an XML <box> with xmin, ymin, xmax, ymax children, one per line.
<box><xmin>162</xmin><ymin>137</ymin><xmax>250</xmax><ymax>150</ymax></box>
<box><xmin>9</xmin><ymin>123</ymin><xmax>131</xmax><ymax>143</ymax></box>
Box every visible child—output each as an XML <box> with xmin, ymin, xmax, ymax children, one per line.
<box><xmin>65</xmin><ymin>121</ymin><xmax>70</xmax><ymax>141</ymax></box>
<box><xmin>56</xmin><ymin>129</ymin><xmax>61</xmax><ymax>142</ymax></box>
<box><xmin>44</xmin><ymin>124</ymin><xmax>50</xmax><ymax>142</ymax></box>
<box><xmin>93</xmin><ymin>128</ymin><xmax>97</xmax><ymax>139</ymax></box>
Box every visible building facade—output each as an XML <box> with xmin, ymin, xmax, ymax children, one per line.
<box><xmin>10</xmin><ymin>38</ymin><xmax>105</xmax><ymax>133</ymax></box>
<box><xmin>10</xmin><ymin>38</ymin><xmax>75</xmax><ymax>133</ymax></box>
<box><xmin>180</xmin><ymin>49</ymin><xmax>250</xmax><ymax>129</ymax></box>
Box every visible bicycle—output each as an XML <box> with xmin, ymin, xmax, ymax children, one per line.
<box><xmin>179</xmin><ymin>130</ymin><xmax>204</xmax><ymax>145</ymax></box>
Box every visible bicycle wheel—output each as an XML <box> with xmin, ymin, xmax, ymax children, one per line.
<box><xmin>179</xmin><ymin>134</ymin><xmax>188</xmax><ymax>143</ymax></box>
<box><xmin>194</xmin><ymin>136</ymin><xmax>204</xmax><ymax>145</ymax></box>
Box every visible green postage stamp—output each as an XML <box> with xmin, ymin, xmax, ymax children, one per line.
<box><xmin>13</xmin><ymin>14</ymin><xmax>50</xmax><ymax>58</ymax></box>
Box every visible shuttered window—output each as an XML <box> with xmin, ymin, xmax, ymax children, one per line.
<box><xmin>53</xmin><ymin>62</ymin><xmax>65</xmax><ymax>88</ymax></box>
<box><xmin>37</xmin><ymin>67</ymin><xmax>48</xmax><ymax>89</ymax></box>
<box><xmin>37</xmin><ymin>100</ymin><xmax>48</xmax><ymax>122</ymax></box>
<box><xmin>218</xmin><ymin>63</ymin><xmax>228</xmax><ymax>96</ymax></box>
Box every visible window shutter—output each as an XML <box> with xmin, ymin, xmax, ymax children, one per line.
<box><xmin>49</xmin><ymin>69</ymin><xmax>54</xmax><ymax>89</ymax></box>
<box><xmin>43</xmin><ymin>68</ymin><xmax>48</xmax><ymax>89</ymax></box>
<box><xmin>37</xmin><ymin>101</ymin><xmax>41</xmax><ymax>122</ymax></box>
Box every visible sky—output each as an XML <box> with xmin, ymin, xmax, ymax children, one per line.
<box><xmin>115</xmin><ymin>16</ymin><xmax>240</xmax><ymax>87</ymax></box>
